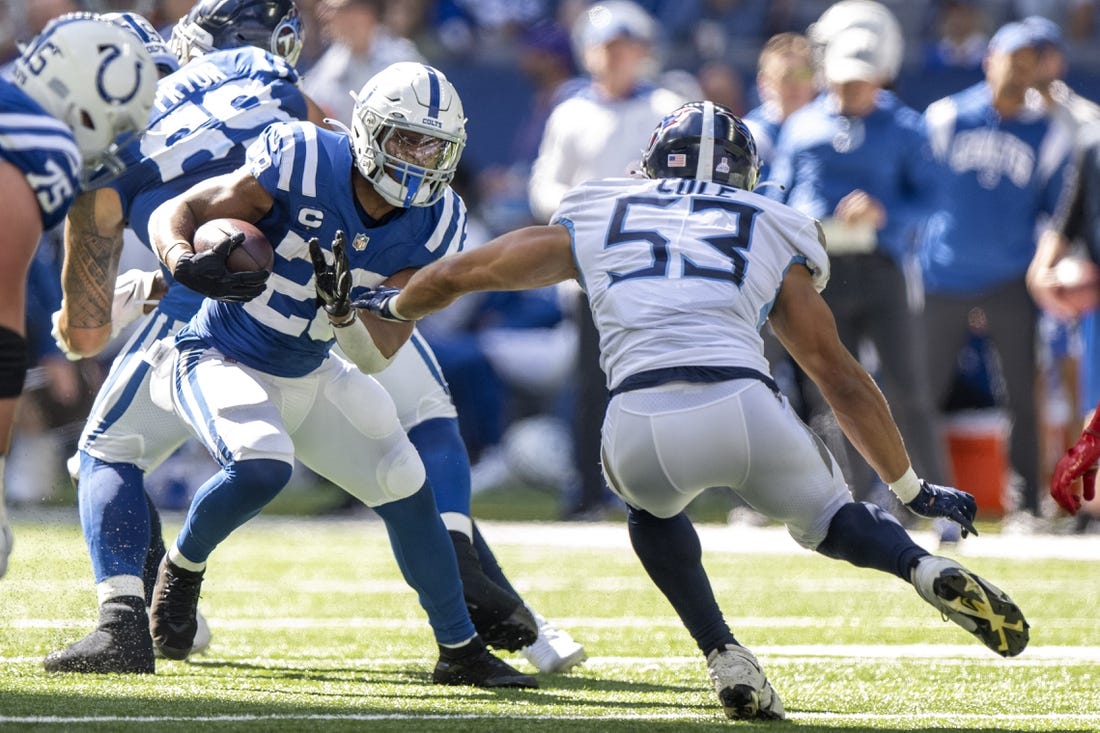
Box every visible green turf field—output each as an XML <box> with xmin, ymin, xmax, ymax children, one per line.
<box><xmin>2</xmin><ymin>510</ymin><xmax>1098</xmax><ymax>731</ymax></box>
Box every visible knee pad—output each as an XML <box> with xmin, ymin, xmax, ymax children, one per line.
<box><xmin>374</xmin><ymin>437</ymin><xmax>426</xmax><ymax>504</ymax></box>
<box><xmin>0</xmin><ymin>326</ymin><xmax>28</xmax><ymax>399</ymax></box>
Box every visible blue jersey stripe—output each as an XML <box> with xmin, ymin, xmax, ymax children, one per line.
<box><xmin>425</xmin><ymin>66</ymin><xmax>440</xmax><ymax>119</ymax></box>
<box><xmin>83</xmin><ymin>314</ymin><xmax>175</xmax><ymax>444</ymax></box>
<box><xmin>410</xmin><ymin>331</ymin><xmax>449</xmax><ymax>393</ymax></box>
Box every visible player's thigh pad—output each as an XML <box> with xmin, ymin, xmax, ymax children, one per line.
<box><xmin>79</xmin><ymin>311</ymin><xmax>191</xmax><ymax>471</ymax></box>
<box><xmin>369</xmin><ymin>329</ymin><xmax>457</xmax><ymax>431</ymax></box>
<box><xmin>602</xmin><ymin>379</ymin><xmax>850</xmax><ymax>546</ymax></box>
<box><xmin>170</xmin><ymin>345</ymin><xmax>295</xmax><ymax>467</ymax></box>
<box><xmin>292</xmin><ymin>356</ymin><xmax>425</xmax><ymax>506</ymax></box>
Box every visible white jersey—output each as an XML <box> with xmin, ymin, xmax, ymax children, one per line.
<box><xmin>552</xmin><ymin>177</ymin><xmax>829</xmax><ymax>392</ymax></box>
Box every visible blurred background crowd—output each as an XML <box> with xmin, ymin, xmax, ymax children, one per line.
<box><xmin>5</xmin><ymin>0</ymin><xmax>1100</xmax><ymax>536</ymax></box>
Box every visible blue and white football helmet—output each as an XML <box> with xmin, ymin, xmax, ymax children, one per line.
<box><xmin>169</xmin><ymin>0</ymin><xmax>303</xmax><ymax>66</ymax></box>
<box><xmin>641</xmin><ymin>101</ymin><xmax>760</xmax><ymax>191</ymax></box>
<box><xmin>11</xmin><ymin>13</ymin><xmax>158</xmax><ymax>187</ymax></box>
<box><xmin>103</xmin><ymin>11</ymin><xmax>180</xmax><ymax>77</ymax></box>
<box><xmin>346</xmin><ymin>62</ymin><xmax>467</xmax><ymax>209</ymax></box>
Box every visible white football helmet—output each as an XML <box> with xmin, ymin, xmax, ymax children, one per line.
<box><xmin>807</xmin><ymin>0</ymin><xmax>904</xmax><ymax>82</ymax></box>
<box><xmin>347</xmin><ymin>62</ymin><xmax>466</xmax><ymax>208</ymax></box>
<box><xmin>11</xmin><ymin>13</ymin><xmax>158</xmax><ymax>187</ymax></box>
<box><xmin>103</xmin><ymin>11</ymin><xmax>180</xmax><ymax>77</ymax></box>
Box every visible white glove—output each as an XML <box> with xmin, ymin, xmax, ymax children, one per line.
<box><xmin>50</xmin><ymin>269</ymin><xmax>160</xmax><ymax>359</ymax></box>
<box><xmin>110</xmin><ymin>269</ymin><xmax>160</xmax><ymax>337</ymax></box>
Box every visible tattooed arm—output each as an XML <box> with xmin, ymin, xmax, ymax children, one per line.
<box><xmin>56</xmin><ymin>188</ymin><xmax>127</xmax><ymax>358</ymax></box>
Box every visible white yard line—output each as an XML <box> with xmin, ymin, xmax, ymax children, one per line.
<box><xmin>475</xmin><ymin>519</ymin><xmax>1100</xmax><ymax>561</ymax></box>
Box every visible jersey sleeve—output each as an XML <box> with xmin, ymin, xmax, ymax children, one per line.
<box><xmin>247</xmin><ymin>121</ymin><xmax>303</xmax><ymax>197</ymax></box>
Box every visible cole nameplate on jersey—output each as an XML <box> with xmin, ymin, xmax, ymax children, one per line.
<box><xmin>353</xmin><ymin>233</ymin><xmax>369</xmax><ymax>251</ymax></box>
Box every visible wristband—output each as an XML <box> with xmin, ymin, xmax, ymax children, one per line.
<box><xmin>329</xmin><ymin>310</ymin><xmax>357</xmax><ymax>329</ymax></box>
<box><xmin>887</xmin><ymin>465</ymin><xmax>921</xmax><ymax>503</ymax></box>
<box><xmin>161</xmin><ymin>240</ymin><xmax>192</xmax><ymax>269</ymax></box>
<box><xmin>385</xmin><ymin>295</ymin><xmax>408</xmax><ymax>322</ymax></box>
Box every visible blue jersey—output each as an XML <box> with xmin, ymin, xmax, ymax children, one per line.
<box><xmin>743</xmin><ymin>102</ymin><xmax>783</xmax><ymax>183</ymax></box>
<box><xmin>179</xmin><ymin>121</ymin><xmax>467</xmax><ymax>377</ymax></box>
<box><xmin>767</xmin><ymin>91</ymin><xmax>934</xmax><ymax>264</ymax></box>
<box><xmin>111</xmin><ymin>47</ymin><xmax>306</xmax><ymax>320</ymax></box>
<box><xmin>0</xmin><ymin>79</ymin><xmax>82</xmax><ymax>230</ymax></box>
<box><xmin>920</xmin><ymin>82</ymin><xmax>1073</xmax><ymax>294</ymax></box>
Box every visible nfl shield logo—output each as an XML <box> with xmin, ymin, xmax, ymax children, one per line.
<box><xmin>353</xmin><ymin>233</ymin><xmax>369</xmax><ymax>251</ymax></box>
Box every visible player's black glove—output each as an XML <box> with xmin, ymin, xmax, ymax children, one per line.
<box><xmin>172</xmin><ymin>232</ymin><xmax>268</xmax><ymax>302</ymax></box>
<box><xmin>905</xmin><ymin>481</ymin><xmax>979</xmax><ymax>538</ymax></box>
<box><xmin>309</xmin><ymin>230</ymin><xmax>352</xmax><ymax>320</ymax></box>
<box><xmin>352</xmin><ymin>287</ymin><xmax>409</xmax><ymax>322</ymax></box>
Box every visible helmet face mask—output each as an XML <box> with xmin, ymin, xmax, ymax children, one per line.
<box><xmin>11</xmin><ymin>13</ymin><xmax>158</xmax><ymax>188</ymax></box>
<box><xmin>349</xmin><ymin>63</ymin><xmax>467</xmax><ymax>208</ymax></box>
<box><xmin>169</xmin><ymin>0</ymin><xmax>303</xmax><ymax>66</ymax></box>
<box><xmin>641</xmin><ymin>101</ymin><xmax>760</xmax><ymax>191</ymax></box>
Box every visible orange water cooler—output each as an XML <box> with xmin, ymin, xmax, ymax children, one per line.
<box><xmin>944</xmin><ymin>410</ymin><xmax>1010</xmax><ymax>518</ymax></box>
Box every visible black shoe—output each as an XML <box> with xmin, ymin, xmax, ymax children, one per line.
<box><xmin>433</xmin><ymin>637</ymin><xmax>538</xmax><ymax>688</ymax></box>
<box><xmin>44</xmin><ymin>596</ymin><xmax>154</xmax><ymax>674</ymax></box>
<box><xmin>150</xmin><ymin>557</ymin><xmax>204</xmax><ymax>660</ymax></box>
<box><xmin>449</xmin><ymin>531</ymin><xmax>537</xmax><ymax>651</ymax></box>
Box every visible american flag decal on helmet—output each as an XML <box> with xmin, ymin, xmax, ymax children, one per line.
<box><xmin>667</xmin><ymin>153</ymin><xmax>687</xmax><ymax>167</ymax></box>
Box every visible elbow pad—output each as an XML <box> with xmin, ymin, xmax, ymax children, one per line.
<box><xmin>332</xmin><ymin>318</ymin><xmax>394</xmax><ymax>374</ymax></box>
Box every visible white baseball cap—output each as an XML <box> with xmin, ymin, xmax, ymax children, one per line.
<box><xmin>823</xmin><ymin>28</ymin><xmax>883</xmax><ymax>84</ymax></box>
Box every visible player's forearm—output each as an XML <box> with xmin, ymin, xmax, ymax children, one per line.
<box><xmin>393</xmin><ymin>225</ymin><xmax>575</xmax><ymax>320</ymax></box>
<box><xmin>60</xmin><ymin>193</ymin><xmax>124</xmax><ymax>356</ymax></box>
<box><xmin>817</xmin><ymin>358</ymin><xmax>911</xmax><ymax>485</ymax></box>
<box><xmin>150</xmin><ymin>196</ymin><xmax>200</xmax><ymax>271</ymax></box>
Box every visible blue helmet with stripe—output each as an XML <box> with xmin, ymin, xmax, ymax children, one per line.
<box><xmin>169</xmin><ymin>0</ymin><xmax>303</xmax><ymax>66</ymax></box>
<box><xmin>641</xmin><ymin>101</ymin><xmax>760</xmax><ymax>191</ymax></box>
<box><xmin>348</xmin><ymin>62</ymin><xmax>467</xmax><ymax>208</ymax></box>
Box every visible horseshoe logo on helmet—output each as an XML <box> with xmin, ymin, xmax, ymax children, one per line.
<box><xmin>95</xmin><ymin>43</ymin><xmax>144</xmax><ymax>105</ymax></box>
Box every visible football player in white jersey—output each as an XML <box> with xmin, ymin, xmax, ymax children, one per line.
<box><xmin>144</xmin><ymin>62</ymin><xmax>536</xmax><ymax>688</ymax></box>
<box><xmin>0</xmin><ymin>13</ymin><xmax>157</xmax><ymax>579</ymax></box>
<box><xmin>356</xmin><ymin>101</ymin><xmax>1031</xmax><ymax>718</ymax></box>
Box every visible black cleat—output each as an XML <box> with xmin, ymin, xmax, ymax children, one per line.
<box><xmin>433</xmin><ymin>637</ymin><xmax>539</xmax><ymax>688</ymax></box>
<box><xmin>450</xmin><ymin>531</ymin><xmax>537</xmax><ymax>651</ymax></box>
<box><xmin>912</xmin><ymin>556</ymin><xmax>1030</xmax><ymax>657</ymax></box>
<box><xmin>149</xmin><ymin>557</ymin><xmax>204</xmax><ymax>660</ymax></box>
<box><xmin>44</xmin><ymin>596</ymin><xmax>154</xmax><ymax>674</ymax></box>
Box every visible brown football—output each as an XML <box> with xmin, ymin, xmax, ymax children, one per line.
<box><xmin>193</xmin><ymin>218</ymin><xmax>274</xmax><ymax>273</ymax></box>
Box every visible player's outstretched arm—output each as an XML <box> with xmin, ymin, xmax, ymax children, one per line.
<box><xmin>362</xmin><ymin>224</ymin><xmax>577</xmax><ymax>322</ymax></box>
<box><xmin>149</xmin><ymin>170</ymin><xmax>273</xmax><ymax>302</ymax></box>
<box><xmin>769</xmin><ymin>264</ymin><xmax>977</xmax><ymax>535</ymax></box>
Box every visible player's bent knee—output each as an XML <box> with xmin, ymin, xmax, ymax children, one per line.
<box><xmin>373</xmin><ymin>437</ymin><xmax>426</xmax><ymax>504</ymax></box>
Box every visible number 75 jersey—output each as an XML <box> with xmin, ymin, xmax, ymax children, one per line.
<box><xmin>552</xmin><ymin>177</ymin><xmax>831</xmax><ymax>392</ymax></box>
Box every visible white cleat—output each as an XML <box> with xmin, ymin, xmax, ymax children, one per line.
<box><xmin>706</xmin><ymin>644</ymin><xmax>785</xmax><ymax>720</ymax></box>
<box><xmin>911</xmin><ymin>555</ymin><xmax>1029</xmax><ymax>657</ymax></box>
<box><xmin>520</xmin><ymin>612</ymin><xmax>586</xmax><ymax>673</ymax></box>
<box><xmin>0</xmin><ymin>520</ymin><xmax>11</xmax><ymax>578</ymax></box>
<box><xmin>152</xmin><ymin>608</ymin><xmax>211</xmax><ymax>658</ymax></box>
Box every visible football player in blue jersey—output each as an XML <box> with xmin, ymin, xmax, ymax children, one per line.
<box><xmin>0</xmin><ymin>14</ymin><xmax>157</xmax><ymax>580</ymax></box>
<box><xmin>45</xmin><ymin>1</ymin><xmax>323</xmax><ymax>675</ymax></box>
<box><xmin>127</xmin><ymin>60</ymin><xmax>536</xmax><ymax>689</ymax></box>
<box><xmin>353</xmin><ymin>101</ymin><xmax>1030</xmax><ymax>718</ymax></box>
<box><xmin>48</xmin><ymin>1</ymin><xmax>578</xmax><ymax>678</ymax></box>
